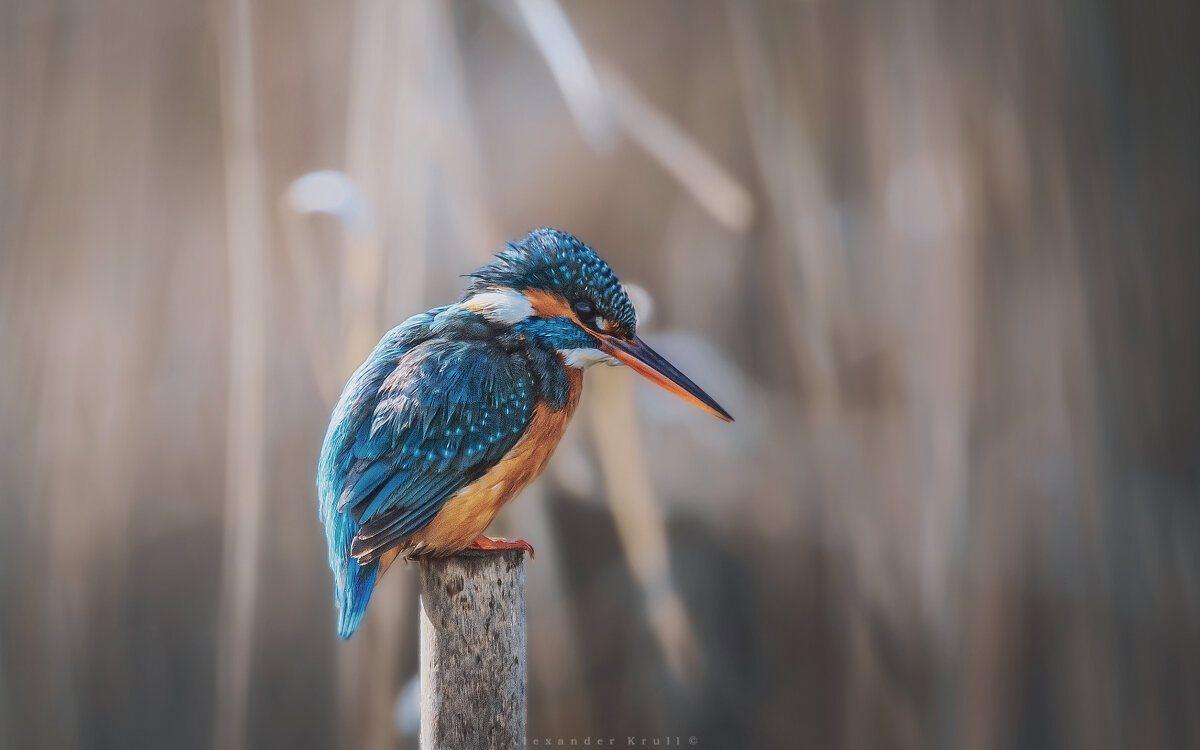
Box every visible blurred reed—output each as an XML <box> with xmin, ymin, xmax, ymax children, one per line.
<box><xmin>213</xmin><ymin>2</ymin><xmax>268</xmax><ymax>749</ymax></box>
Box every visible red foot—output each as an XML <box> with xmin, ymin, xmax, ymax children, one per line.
<box><xmin>466</xmin><ymin>535</ymin><xmax>535</xmax><ymax>559</ymax></box>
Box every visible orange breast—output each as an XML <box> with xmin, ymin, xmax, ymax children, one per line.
<box><xmin>402</xmin><ymin>367</ymin><xmax>583</xmax><ymax>557</ymax></box>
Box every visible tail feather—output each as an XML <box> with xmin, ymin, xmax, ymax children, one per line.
<box><xmin>337</xmin><ymin>557</ymin><xmax>378</xmax><ymax>639</ymax></box>
<box><xmin>325</xmin><ymin>495</ymin><xmax>379</xmax><ymax>638</ymax></box>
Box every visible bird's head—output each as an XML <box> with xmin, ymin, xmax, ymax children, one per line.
<box><xmin>463</xmin><ymin>228</ymin><xmax>732</xmax><ymax>422</ymax></box>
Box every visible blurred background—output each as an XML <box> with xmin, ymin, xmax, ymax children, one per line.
<box><xmin>2</xmin><ymin>1</ymin><xmax>1198</xmax><ymax>749</ymax></box>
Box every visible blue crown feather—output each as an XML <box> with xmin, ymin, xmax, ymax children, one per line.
<box><xmin>466</xmin><ymin>228</ymin><xmax>638</xmax><ymax>335</ymax></box>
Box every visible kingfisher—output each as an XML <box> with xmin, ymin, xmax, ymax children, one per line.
<box><xmin>317</xmin><ymin>228</ymin><xmax>732</xmax><ymax>637</ymax></box>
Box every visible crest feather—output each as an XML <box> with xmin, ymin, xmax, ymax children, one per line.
<box><xmin>465</xmin><ymin>228</ymin><xmax>637</xmax><ymax>335</ymax></box>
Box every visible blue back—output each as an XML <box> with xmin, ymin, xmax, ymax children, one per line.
<box><xmin>317</xmin><ymin>304</ymin><xmax>572</xmax><ymax>637</ymax></box>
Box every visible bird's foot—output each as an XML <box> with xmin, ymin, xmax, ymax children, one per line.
<box><xmin>467</xmin><ymin>535</ymin><xmax>535</xmax><ymax>559</ymax></box>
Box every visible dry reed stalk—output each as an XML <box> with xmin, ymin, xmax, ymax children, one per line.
<box><xmin>595</xmin><ymin>65</ymin><xmax>755</xmax><ymax>234</ymax></box>
<box><xmin>213</xmin><ymin>1</ymin><xmax>268</xmax><ymax>748</ymax></box>
<box><xmin>335</xmin><ymin>0</ymin><xmax>394</xmax><ymax>744</ymax></box>
<box><xmin>500</xmin><ymin>0</ymin><xmax>753</xmax><ymax>232</ymax></box>
<box><xmin>511</xmin><ymin>0</ymin><xmax>615</xmax><ymax>148</ymax></box>
<box><xmin>588</xmin><ymin>366</ymin><xmax>703</xmax><ymax>685</ymax></box>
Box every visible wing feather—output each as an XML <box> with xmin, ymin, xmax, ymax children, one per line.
<box><xmin>333</xmin><ymin>325</ymin><xmax>535</xmax><ymax>562</ymax></box>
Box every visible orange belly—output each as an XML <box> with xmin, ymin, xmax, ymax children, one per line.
<box><xmin>400</xmin><ymin>367</ymin><xmax>582</xmax><ymax>557</ymax></box>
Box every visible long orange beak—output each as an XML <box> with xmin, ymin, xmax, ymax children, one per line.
<box><xmin>597</xmin><ymin>335</ymin><xmax>734</xmax><ymax>422</ymax></box>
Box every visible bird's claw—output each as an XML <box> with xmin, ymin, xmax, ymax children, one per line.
<box><xmin>467</xmin><ymin>535</ymin><xmax>535</xmax><ymax>559</ymax></box>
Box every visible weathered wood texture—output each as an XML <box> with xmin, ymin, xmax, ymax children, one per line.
<box><xmin>420</xmin><ymin>549</ymin><xmax>527</xmax><ymax>750</ymax></box>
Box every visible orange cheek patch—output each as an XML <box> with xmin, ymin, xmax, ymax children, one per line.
<box><xmin>523</xmin><ymin>288</ymin><xmax>574</xmax><ymax>320</ymax></box>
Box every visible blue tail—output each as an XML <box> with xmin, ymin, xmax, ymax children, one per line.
<box><xmin>319</xmin><ymin>380</ymin><xmax>382</xmax><ymax>638</ymax></box>
<box><xmin>327</xmin><ymin>507</ymin><xmax>379</xmax><ymax>638</ymax></box>
<box><xmin>337</xmin><ymin>554</ymin><xmax>378</xmax><ymax>638</ymax></box>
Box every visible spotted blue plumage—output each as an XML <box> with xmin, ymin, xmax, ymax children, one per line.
<box><xmin>317</xmin><ymin>305</ymin><xmax>573</xmax><ymax>637</ymax></box>
<box><xmin>466</xmin><ymin>227</ymin><xmax>637</xmax><ymax>336</ymax></box>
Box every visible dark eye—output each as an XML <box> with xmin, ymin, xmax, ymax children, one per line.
<box><xmin>573</xmin><ymin>300</ymin><xmax>596</xmax><ymax>323</ymax></box>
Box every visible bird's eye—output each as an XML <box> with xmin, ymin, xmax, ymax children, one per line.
<box><xmin>573</xmin><ymin>300</ymin><xmax>596</xmax><ymax>324</ymax></box>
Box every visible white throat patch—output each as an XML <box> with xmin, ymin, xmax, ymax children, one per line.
<box><xmin>561</xmin><ymin>347</ymin><xmax>620</xmax><ymax>369</ymax></box>
<box><xmin>462</xmin><ymin>288</ymin><xmax>534</xmax><ymax>324</ymax></box>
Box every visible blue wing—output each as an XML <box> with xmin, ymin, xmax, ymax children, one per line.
<box><xmin>317</xmin><ymin>306</ymin><xmax>534</xmax><ymax>637</ymax></box>
<box><xmin>341</xmin><ymin>334</ymin><xmax>535</xmax><ymax>559</ymax></box>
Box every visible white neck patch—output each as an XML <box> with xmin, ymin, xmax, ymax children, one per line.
<box><xmin>561</xmin><ymin>347</ymin><xmax>620</xmax><ymax>369</ymax></box>
<box><xmin>462</xmin><ymin>288</ymin><xmax>534</xmax><ymax>324</ymax></box>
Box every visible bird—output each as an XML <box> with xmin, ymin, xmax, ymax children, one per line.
<box><xmin>317</xmin><ymin>228</ymin><xmax>732</xmax><ymax>637</ymax></box>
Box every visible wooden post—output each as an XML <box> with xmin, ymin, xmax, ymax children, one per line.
<box><xmin>419</xmin><ymin>549</ymin><xmax>527</xmax><ymax>750</ymax></box>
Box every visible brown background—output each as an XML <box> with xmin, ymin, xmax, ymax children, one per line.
<box><xmin>1</xmin><ymin>1</ymin><xmax>1197</xmax><ymax>749</ymax></box>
